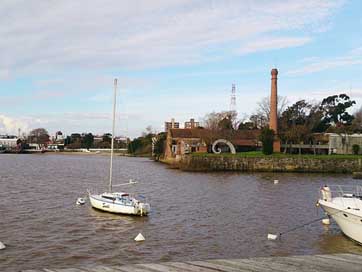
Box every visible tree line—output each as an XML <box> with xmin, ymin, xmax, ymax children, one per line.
<box><xmin>23</xmin><ymin>129</ymin><xmax>127</xmax><ymax>149</ymax></box>
<box><xmin>202</xmin><ymin>93</ymin><xmax>358</xmax><ymax>154</ymax></box>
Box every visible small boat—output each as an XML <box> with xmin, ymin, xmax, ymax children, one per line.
<box><xmin>88</xmin><ymin>79</ymin><xmax>150</xmax><ymax>216</ymax></box>
<box><xmin>76</xmin><ymin>197</ymin><xmax>86</xmax><ymax>205</ymax></box>
<box><xmin>318</xmin><ymin>185</ymin><xmax>362</xmax><ymax>244</ymax></box>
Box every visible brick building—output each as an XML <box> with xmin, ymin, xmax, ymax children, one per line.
<box><xmin>164</xmin><ymin>128</ymin><xmax>261</xmax><ymax>160</ymax></box>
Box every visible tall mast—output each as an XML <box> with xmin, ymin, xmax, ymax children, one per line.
<box><xmin>109</xmin><ymin>78</ymin><xmax>117</xmax><ymax>192</ymax></box>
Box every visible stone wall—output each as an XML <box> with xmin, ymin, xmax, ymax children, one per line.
<box><xmin>178</xmin><ymin>155</ymin><xmax>362</xmax><ymax>173</ymax></box>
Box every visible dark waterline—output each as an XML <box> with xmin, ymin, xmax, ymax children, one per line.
<box><xmin>0</xmin><ymin>154</ymin><xmax>361</xmax><ymax>271</ymax></box>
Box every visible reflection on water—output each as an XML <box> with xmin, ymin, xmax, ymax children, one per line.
<box><xmin>0</xmin><ymin>154</ymin><xmax>362</xmax><ymax>271</ymax></box>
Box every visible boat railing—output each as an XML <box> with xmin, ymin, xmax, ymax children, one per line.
<box><xmin>319</xmin><ymin>185</ymin><xmax>362</xmax><ymax>208</ymax></box>
<box><xmin>324</xmin><ymin>185</ymin><xmax>362</xmax><ymax>198</ymax></box>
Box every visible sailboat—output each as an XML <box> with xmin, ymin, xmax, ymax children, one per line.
<box><xmin>88</xmin><ymin>79</ymin><xmax>151</xmax><ymax>216</ymax></box>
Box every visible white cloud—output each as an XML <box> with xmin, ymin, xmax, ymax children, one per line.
<box><xmin>0</xmin><ymin>0</ymin><xmax>344</xmax><ymax>75</ymax></box>
<box><xmin>287</xmin><ymin>46</ymin><xmax>362</xmax><ymax>75</ymax></box>
<box><xmin>0</xmin><ymin>115</ymin><xmax>29</xmax><ymax>135</ymax></box>
<box><xmin>238</xmin><ymin>36</ymin><xmax>311</xmax><ymax>55</ymax></box>
<box><xmin>0</xmin><ymin>69</ymin><xmax>10</xmax><ymax>80</ymax></box>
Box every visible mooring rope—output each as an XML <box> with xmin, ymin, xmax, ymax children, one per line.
<box><xmin>279</xmin><ymin>206</ymin><xmax>348</xmax><ymax>238</ymax></box>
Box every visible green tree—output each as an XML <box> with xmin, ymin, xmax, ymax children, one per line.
<box><xmin>64</xmin><ymin>136</ymin><xmax>71</xmax><ymax>146</ymax></box>
<box><xmin>127</xmin><ymin>127</ymin><xmax>155</xmax><ymax>156</ymax></box>
<box><xmin>352</xmin><ymin>144</ymin><xmax>360</xmax><ymax>155</ymax></box>
<box><xmin>259</xmin><ymin>128</ymin><xmax>274</xmax><ymax>155</ymax></box>
<box><xmin>102</xmin><ymin>133</ymin><xmax>112</xmax><ymax>143</ymax></box>
<box><xmin>279</xmin><ymin>100</ymin><xmax>312</xmax><ymax>152</ymax></box>
<box><xmin>28</xmin><ymin>128</ymin><xmax>50</xmax><ymax>145</ymax></box>
<box><xmin>82</xmin><ymin>133</ymin><xmax>94</xmax><ymax>149</ymax></box>
<box><xmin>320</xmin><ymin>94</ymin><xmax>356</xmax><ymax>128</ymax></box>
<box><xmin>153</xmin><ymin>132</ymin><xmax>166</xmax><ymax>161</ymax></box>
<box><xmin>351</xmin><ymin>107</ymin><xmax>362</xmax><ymax>133</ymax></box>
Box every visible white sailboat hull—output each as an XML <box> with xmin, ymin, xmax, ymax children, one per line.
<box><xmin>89</xmin><ymin>193</ymin><xmax>150</xmax><ymax>216</ymax></box>
<box><xmin>319</xmin><ymin>198</ymin><xmax>362</xmax><ymax>244</ymax></box>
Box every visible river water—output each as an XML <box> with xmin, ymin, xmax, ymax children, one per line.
<box><xmin>0</xmin><ymin>154</ymin><xmax>362</xmax><ymax>271</ymax></box>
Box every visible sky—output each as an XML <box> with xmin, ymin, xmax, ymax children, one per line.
<box><xmin>0</xmin><ymin>0</ymin><xmax>361</xmax><ymax>138</ymax></box>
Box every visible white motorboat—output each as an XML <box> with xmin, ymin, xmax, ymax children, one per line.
<box><xmin>318</xmin><ymin>185</ymin><xmax>362</xmax><ymax>244</ymax></box>
<box><xmin>88</xmin><ymin>79</ymin><xmax>150</xmax><ymax>216</ymax></box>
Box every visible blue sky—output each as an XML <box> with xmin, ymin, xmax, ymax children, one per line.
<box><xmin>0</xmin><ymin>0</ymin><xmax>361</xmax><ymax>138</ymax></box>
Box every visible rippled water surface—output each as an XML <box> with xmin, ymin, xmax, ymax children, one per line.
<box><xmin>1</xmin><ymin>154</ymin><xmax>362</xmax><ymax>271</ymax></box>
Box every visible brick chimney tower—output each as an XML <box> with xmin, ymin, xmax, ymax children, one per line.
<box><xmin>270</xmin><ymin>68</ymin><xmax>281</xmax><ymax>152</ymax></box>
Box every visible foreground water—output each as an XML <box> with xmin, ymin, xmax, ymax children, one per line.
<box><xmin>0</xmin><ymin>154</ymin><xmax>362</xmax><ymax>271</ymax></box>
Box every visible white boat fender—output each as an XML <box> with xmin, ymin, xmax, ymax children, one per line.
<box><xmin>273</xmin><ymin>180</ymin><xmax>279</xmax><ymax>184</ymax></box>
<box><xmin>267</xmin><ymin>234</ymin><xmax>279</xmax><ymax>240</ymax></box>
<box><xmin>322</xmin><ymin>218</ymin><xmax>330</xmax><ymax>225</ymax></box>
<box><xmin>76</xmin><ymin>197</ymin><xmax>86</xmax><ymax>205</ymax></box>
<box><xmin>134</xmin><ymin>233</ymin><xmax>145</xmax><ymax>242</ymax></box>
<box><xmin>321</xmin><ymin>185</ymin><xmax>332</xmax><ymax>202</ymax></box>
<box><xmin>0</xmin><ymin>241</ymin><xmax>6</xmax><ymax>250</ymax></box>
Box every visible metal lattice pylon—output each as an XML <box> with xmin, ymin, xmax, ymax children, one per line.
<box><xmin>230</xmin><ymin>84</ymin><xmax>236</xmax><ymax>112</ymax></box>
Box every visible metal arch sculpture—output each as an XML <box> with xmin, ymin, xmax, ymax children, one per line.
<box><xmin>212</xmin><ymin>139</ymin><xmax>236</xmax><ymax>154</ymax></box>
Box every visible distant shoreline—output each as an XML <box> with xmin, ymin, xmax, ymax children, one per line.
<box><xmin>1</xmin><ymin>150</ymin><xmax>128</xmax><ymax>156</ymax></box>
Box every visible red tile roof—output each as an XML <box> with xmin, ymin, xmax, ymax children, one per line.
<box><xmin>169</xmin><ymin>128</ymin><xmax>260</xmax><ymax>146</ymax></box>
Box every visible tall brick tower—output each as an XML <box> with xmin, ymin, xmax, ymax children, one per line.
<box><xmin>270</xmin><ymin>68</ymin><xmax>281</xmax><ymax>152</ymax></box>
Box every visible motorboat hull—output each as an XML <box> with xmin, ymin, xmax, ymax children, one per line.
<box><xmin>319</xmin><ymin>200</ymin><xmax>362</xmax><ymax>244</ymax></box>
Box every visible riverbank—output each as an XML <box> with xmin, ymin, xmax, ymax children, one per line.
<box><xmin>166</xmin><ymin>152</ymin><xmax>362</xmax><ymax>173</ymax></box>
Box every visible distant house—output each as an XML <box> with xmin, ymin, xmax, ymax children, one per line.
<box><xmin>279</xmin><ymin>133</ymin><xmax>362</xmax><ymax>155</ymax></box>
<box><xmin>0</xmin><ymin>135</ymin><xmax>18</xmax><ymax>149</ymax></box>
<box><xmin>328</xmin><ymin>133</ymin><xmax>362</xmax><ymax>154</ymax></box>
<box><xmin>164</xmin><ymin>128</ymin><xmax>261</xmax><ymax>159</ymax></box>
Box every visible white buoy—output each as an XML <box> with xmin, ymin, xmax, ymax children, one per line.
<box><xmin>76</xmin><ymin>197</ymin><xmax>85</xmax><ymax>205</ymax></box>
<box><xmin>267</xmin><ymin>233</ymin><xmax>278</xmax><ymax>240</ymax></box>
<box><xmin>129</xmin><ymin>179</ymin><xmax>137</xmax><ymax>184</ymax></box>
<box><xmin>322</xmin><ymin>218</ymin><xmax>330</xmax><ymax>225</ymax></box>
<box><xmin>273</xmin><ymin>180</ymin><xmax>279</xmax><ymax>184</ymax></box>
<box><xmin>134</xmin><ymin>233</ymin><xmax>145</xmax><ymax>242</ymax></box>
<box><xmin>0</xmin><ymin>241</ymin><xmax>6</xmax><ymax>250</ymax></box>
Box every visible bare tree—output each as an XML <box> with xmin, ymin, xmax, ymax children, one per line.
<box><xmin>202</xmin><ymin>111</ymin><xmax>238</xmax><ymax>131</ymax></box>
<box><xmin>352</xmin><ymin>106</ymin><xmax>362</xmax><ymax>132</ymax></box>
<box><xmin>254</xmin><ymin>95</ymin><xmax>289</xmax><ymax>123</ymax></box>
<box><xmin>28</xmin><ymin>128</ymin><xmax>50</xmax><ymax>145</ymax></box>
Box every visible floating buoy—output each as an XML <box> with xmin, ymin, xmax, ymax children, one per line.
<box><xmin>267</xmin><ymin>233</ymin><xmax>278</xmax><ymax>240</ymax></box>
<box><xmin>134</xmin><ymin>233</ymin><xmax>145</xmax><ymax>242</ymax></box>
<box><xmin>0</xmin><ymin>241</ymin><xmax>6</xmax><ymax>250</ymax></box>
<box><xmin>129</xmin><ymin>179</ymin><xmax>137</xmax><ymax>184</ymax></box>
<box><xmin>322</xmin><ymin>218</ymin><xmax>330</xmax><ymax>225</ymax></box>
<box><xmin>76</xmin><ymin>197</ymin><xmax>85</xmax><ymax>205</ymax></box>
<box><xmin>273</xmin><ymin>180</ymin><xmax>279</xmax><ymax>184</ymax></box>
